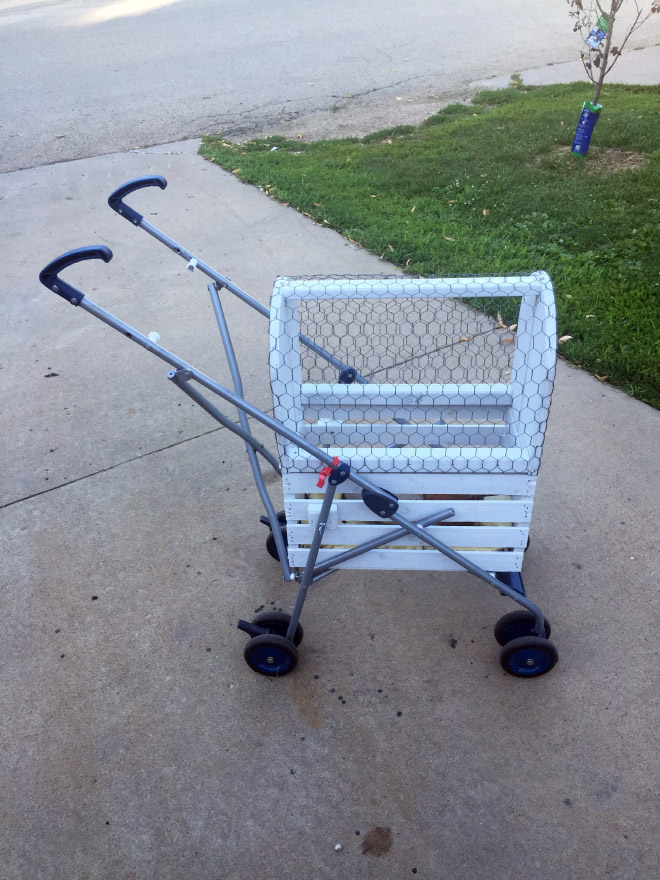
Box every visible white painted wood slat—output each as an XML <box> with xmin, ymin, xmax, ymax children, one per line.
<box><xmin>288</xmin><ymin>523</ymin><xmax>528</xmax><ymax>548</ymax></box>
<box><xmin>284</xmin><ymin>498</ymin><xmax>533</xmax><ymax>523</ymax></box>
<box><xmin>282</xmin><ymin>472</ymin><xmax>536</xmax><ymax>495</ymax></box>
<box><xmin>286</xmin><ymin>548</ymin><xmax>524</xmax><ymax>572</ymax></box>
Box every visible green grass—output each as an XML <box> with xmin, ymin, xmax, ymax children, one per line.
<box><xmin>200</xmin><ymin>82</ymin><xmax>660</xmax><ymax>408</ymax></box>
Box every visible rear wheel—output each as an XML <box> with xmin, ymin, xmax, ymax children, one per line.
<box><xmin>252</xmin><ymin>610</ymin><xmax>303</xmax><ymax>646</ymax></box>
<box><xmin>266</xmin><ymin>527</ymin><xmax>288</xmax><ymax>561</ymax></box>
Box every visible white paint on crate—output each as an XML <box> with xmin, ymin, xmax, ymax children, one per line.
<box><xmin>286</xmin><ymin>548</ymin><xmax>524</xmax><ymax>572</ymax></box>
<box><xmin>270</xmin><ymin>274</ymin><xmax>554</xmax><ymax>573</ymax></box>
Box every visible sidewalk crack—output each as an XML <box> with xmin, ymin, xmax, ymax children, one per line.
<box><xmin>1</xmin><ymin>425</ymin><xmax>224</xmax><ymax>511</ymax></box>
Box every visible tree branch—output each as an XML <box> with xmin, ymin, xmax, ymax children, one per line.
<box><xmin>605</xmin><ymin>5</ymin><xmax>650</xmax><ymax>73</ymax></box>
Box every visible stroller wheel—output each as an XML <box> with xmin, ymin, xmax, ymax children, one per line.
<box><xmin>252</xmin><ymin>611</ymin><xmax>303</xmax><ymax>646</ymax></box>
<box><xmin>499</xmin><ymin>636</ymin><xmax>558</xmax><ymax>678</ymax></box>
<box><xmin>494</xmin><ymin>610</ymin><xmax>551</xmax><ymax>645</ymax></box>
<box><xmin>244</xmin><ymin>633</ymin><xmax>298</xmax><ymax>677</ymax></box>
<box><xmin>266</xmin><ymin>527</ymin><xmax>288</xmax><ymax>561</ymax></box>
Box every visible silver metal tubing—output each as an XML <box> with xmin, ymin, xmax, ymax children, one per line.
<box><xmin>79</xmin><ymin>296</ymin><xmax>544</xmax><ymax>631</ymax></box>
<box><xmin>310</xmin><ymin>507</ymin><xmax>455</xmax><ymax>575</ymax></box>
<box><xmin>388</xmin><ymin>510</ymin><xmax>546</xmax><ymax>634</ymax></box>
<box><xmin>207</xmin><ymin>284</ymin><xmax>290</xmax><ymax>575</ymax></box>
<box><xmin>139</xmin><ymin>219</ymin><xmax>268</xmax><ymax>310</ymax></box>
<box><xmin>168</xmin><ymin>371</ymin><xmax>290</xmax><ymax>580</ymax></box>
<box><xmin>286</xmin><ymin>482</ymin><xmax>338</xmax><ymax>641</ymax></box>
<box><xmin>167</xmin><ymin>371</ymin><xmax>281</xmax><ymax>474</ymax></box>
<box><xmin>309</xmin><ymin>569</ymin><xmax>338</xmax><ymax>585</ymax></box>
<box><xmin>139</xmin><ymin>219</ymin><xmax>370</xmax><ymax>383</ymax></box>
<box><xmin>80</xmin><ymin>298</ymin><xmax>341</xmax><ymax>468</ymax></box>
<box><xmin>296</xmin><ymin>334</ymin><xmax>369</xmax><ymax>384</ymax></box>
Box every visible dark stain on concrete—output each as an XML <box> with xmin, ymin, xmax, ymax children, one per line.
<box><xmin>361</xmin><ymin>826</ymin><xmax>392</xmax><ymax>857</ymax></box>
<box><xmin>289</xmin><ymin>669</ymin><xmax>323</xmax><ymax>729</ymax></box>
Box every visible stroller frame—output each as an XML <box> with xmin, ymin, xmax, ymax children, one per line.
<box><xmin>39</xmin><ymin>175</ymin><xmax>558</xmax><ymax>678</ymax></box>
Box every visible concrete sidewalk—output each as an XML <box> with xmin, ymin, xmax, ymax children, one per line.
<box><xmin>472</xmin><ymin>44</ymin><xmax>660</xmax><ymax>91</ymax></box>
<box><xmin>1</xmin><ymin>140</ymin><xmax>659</xmax><ymax>880</ymax></box>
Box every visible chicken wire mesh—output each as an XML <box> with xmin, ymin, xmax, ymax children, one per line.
<box><xmin>269</xmin><ymin>274</ymin><xmax>556</xmax><ymax>475</ymax></box>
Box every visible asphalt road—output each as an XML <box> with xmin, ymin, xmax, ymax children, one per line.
<box><xmin>3</xmin><ymin>0</ymin><xmax>659</xmax><ymax>173</ymax></box>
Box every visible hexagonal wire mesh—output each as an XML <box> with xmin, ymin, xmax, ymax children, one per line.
<box><xmin>269</xmin><ymin>274</ymin><xmax>556</xmax><ymax>475</ymax></box>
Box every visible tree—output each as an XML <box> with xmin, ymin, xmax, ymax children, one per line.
<box><xmin>567</xmin><ymin>0</ymin><xmax>659</xmax><ymax>155</ymax></box>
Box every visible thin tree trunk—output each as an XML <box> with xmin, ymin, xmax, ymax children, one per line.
<box><xmin>593</xmin><ymin>2</ymin><xmax>617</xmax><ymax>104</ymax></box>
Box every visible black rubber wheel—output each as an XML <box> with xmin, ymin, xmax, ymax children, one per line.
<box><xmin>494</xmin><ymin>610</ymin><xmax>551</xmax><ymax>645</ymax></box>
<box><xmin>266</xmin><ymin>527</ymin><xmax>288</xmax><ymax>561</ymax></box>
<box><xmin>499</xmin><ymin>636</ymin><xmax>558</xmax><ymax>678</ymax></box>
<box><xmin>252</xmin><ymin>611</ymin><xmax>303</xmax><ymax>646</ymax></box>
<box><xmin>244</xmin><ymin>633</ymin><xmax>298</xmax><ymax>677</ymax></box>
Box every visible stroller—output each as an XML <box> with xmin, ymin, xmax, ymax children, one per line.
<box><xmin>39</xmin><ymin>175</ymin><xmax>558</xmax><ymax>678</ymax></box>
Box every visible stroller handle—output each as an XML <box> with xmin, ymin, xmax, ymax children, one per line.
<box><xmin>39</xmin><ymin>246</ymin><xmax>113</xmax><ymax>305</ymax></box>
<box><xmin>108</xmin><ymin>175</ymin><xmax>167</xmax><ymax>226</ymax></box>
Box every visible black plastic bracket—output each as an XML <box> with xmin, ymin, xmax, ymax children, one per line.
<box><xmin>328</xmin><ymin>461</ymin><xmax>351</xmax><ymax>486</ymax></box>
<box><xmin>362</xmin><ymin>487</ymin><xmax>399</xmax><ymax>518</ymax></box>
<box><xmin>495</xmin><ymin>571</ymin><xmax>526</xmax><ymax>597</ymax></box>
<box><xmin>39</xmin><ymin>245</ymin><xmax>113</xmax><ymax>305</ymax></box>
<box><xmin>338</xmin><ymin>367</ymin><xmax>357</xmax><ymax>384</ymax></box>
<box><xmin>108</xmin><ymin>175</ymin><xmax>167</xmax><ymax>226</ymax></box>
<box><xmin>237</xmin><ymin>619</ymin><xmax>270</xmax><ymax>639</ymax></box>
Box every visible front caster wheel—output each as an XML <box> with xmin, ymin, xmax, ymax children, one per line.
<box><xmin>499</xmin><ymin>636</ymin><xmax>558</xmax><ymax>678</ymax></box>
<box><xmin>252</xmin><ymin>611</ymin><xmax>303</xmax><ymax>646</ymax></box>
<box><xmin>244</xmin><ymin>633</ymin><xmax>298</xmax><ymax>677</ymax></box>
<box><xmin>494</xmin><ymin>610</ymin><xmax>551</xmax><ymax>645</ymax></box>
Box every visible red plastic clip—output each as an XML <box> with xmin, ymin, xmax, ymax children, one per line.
<box><xmin>316</xmin><ymin>456</ymin><xmax>340</xmax><ymax>488</ymax></box>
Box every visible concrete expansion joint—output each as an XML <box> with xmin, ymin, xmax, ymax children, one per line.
<box><xmin>130</xmin><ymin>149</ymin><xmax>192</xmax><ymax>156</ymax></box>
<box><xmin>0</xmin><ymin>425</ymin><xmax>226</xmax><ymax>511</ymax></box>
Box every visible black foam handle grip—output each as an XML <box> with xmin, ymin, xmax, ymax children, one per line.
<box><xmin>39</xmin><ymin>245</ymin><xmax>113</xmax><ymax>305</ymax></box>
<box><xmin>108</xmin><ymin>175</ymin><xmax>167</xmax><ymax>225</ymax></box>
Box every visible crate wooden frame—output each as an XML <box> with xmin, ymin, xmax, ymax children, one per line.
<box><xmin>270</xmin><ymin>273</ymin><xmax>556</xmax><ymax>573</ymax></box>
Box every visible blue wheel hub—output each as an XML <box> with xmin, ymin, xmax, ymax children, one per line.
<box><xmin>506</xmin><ymin>644</ymin><xmax>553</xmax><ymax>676</ymax></box>
<box><xmin>249</xmin><ymin>642</ymin><xmax>294</xmax><ymax>675</ymax></box>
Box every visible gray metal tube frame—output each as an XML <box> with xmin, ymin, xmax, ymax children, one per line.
<box><xmin>285</xmin><ymin>480</ymin><xmax>339</xmax><ymax>641</ymax></box>
<box><xmin>138</xmin><ymin>218</ymin><xmax>414</xmax><ymax>433</ymax></box>
<box><xmin>78</xmin><ymin>295</ymin><xmax>547</xmax><ymax>637</ymax></box>
<box><xmin>310</xmin><ymin>507</ymin><xmax>455</xmax><ymax>577</ymax></box>
<box><xmin>139</xmin><ymin>219</ymin><xmax>371</xmax><ymax>385</ymax></box>
<box><xmin>206</xmin><ymin>283</ymin><xmax>290</xmax><ymax>576</ymax></box>
<box><xmin>168</xmin><ymin>370</ymin><xmax>281</xmax><ymax>474</ymax></box>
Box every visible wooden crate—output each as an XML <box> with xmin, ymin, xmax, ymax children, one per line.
<box><xmin>269</xmin><ymin>274</ymin><xmax>555</xmax><ymax>572</ymax></box>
